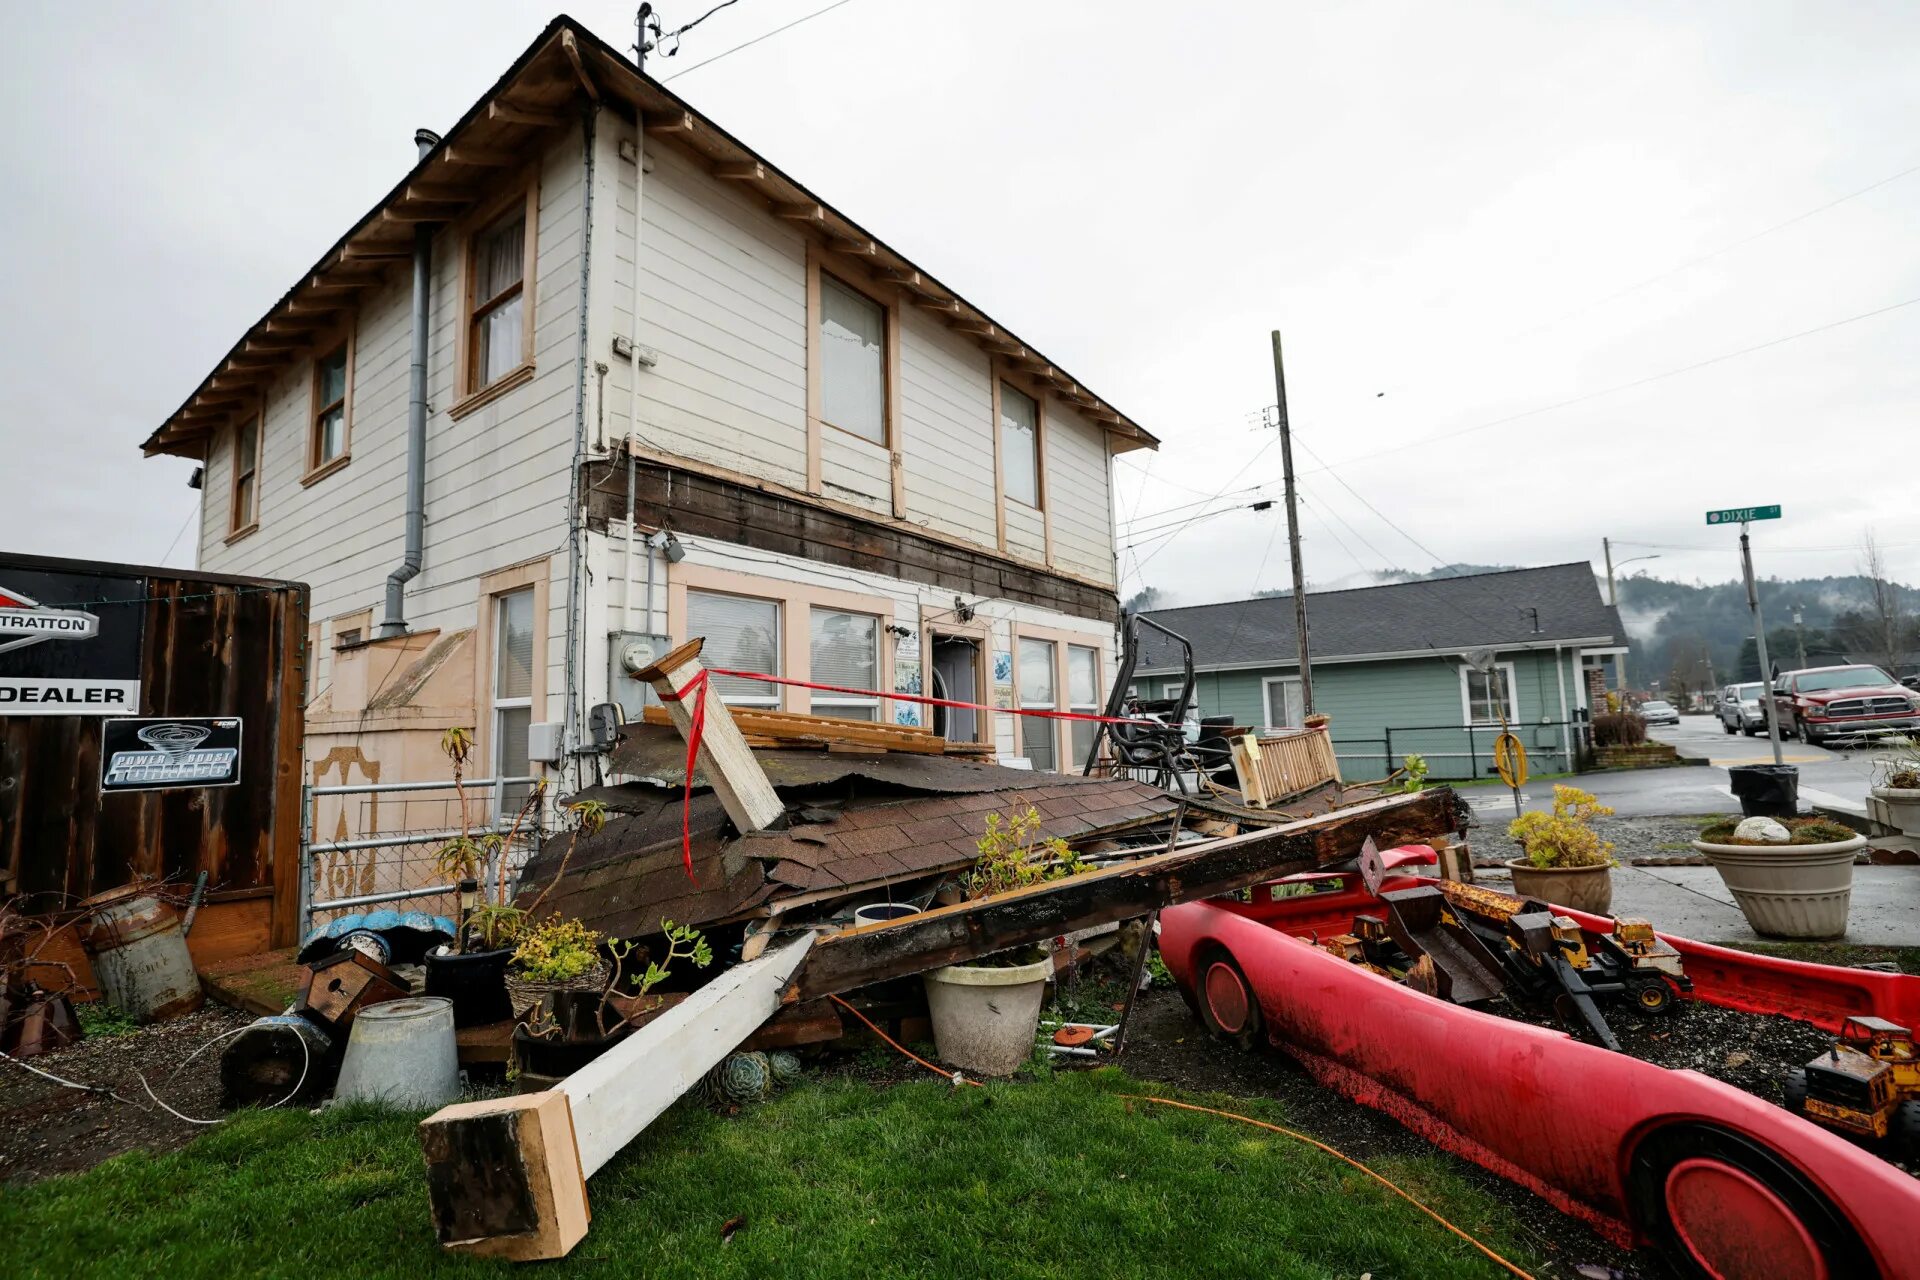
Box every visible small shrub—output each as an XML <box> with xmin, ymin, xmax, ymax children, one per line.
<box><xmin>967</xmin><ymin>806</ymin><xmax>1089</xmax><ymax>899</ymax></box>
<box><xmin>512</xmin><ymin>916</ymin><xmax>603</xmax><ymax>983</ymax></box>
<box><xmin>1591</xmin><ymin>711</ymin><xmax>1647</xmax><ymax>748</ymax></box>
<box><xmin>1698</xmin><ymin>817</ymin><xmax>1860</xmax><ymax>846</ymax></box>
<box><xmin>1507</xmin><ymin>784</ymin><xmax>1615</xmax><ymax>869</ymax></box>
<box><xmin>77</xmin><ymin>1002</ymin><xmax>140</xmax><ymax>1038</ymax></box>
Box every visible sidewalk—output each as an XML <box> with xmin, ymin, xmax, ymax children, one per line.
<box><xmin>1475</xmin><ymin>862</ymin><xmax>1920</xmax><ymax>946</ymax></box>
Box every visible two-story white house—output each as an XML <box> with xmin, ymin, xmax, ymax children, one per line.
<box><xmin>141</xmin><ymin>16</ymin><xmax>1155</xmax><ymax>822</ymax></box>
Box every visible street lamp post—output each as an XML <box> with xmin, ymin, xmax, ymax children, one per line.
<box><xmin>1602</xmin><ymin>538</ymin><xmax>1660</xmax><ymax>607</ymax></box>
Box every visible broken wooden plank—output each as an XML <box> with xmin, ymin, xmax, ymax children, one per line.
<box><xmin>789</xmin><ymin>787</ymin><xmax>1459</xmax><ymax>1000</ymax></box>
<box><xmin>419</xmin><ymin>933</ymin><xmax>813</xmax><ymax>1261</ymax></box>
<box><xmin>630</xmin><ymin>638</ymin><xmax>785</xmax><ymax>834</ymax></box>
<box><xmin>639</xmin><ymin>704</ymin><xmax>946</xmax><ymax>755</ymax></box>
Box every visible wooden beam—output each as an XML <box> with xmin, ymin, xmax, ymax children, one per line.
<box><xmin>304</xmin><ymin>276</ymin><xmax>367</xmax><ymax>295</ymax></box>
<box><xmin>643</xmin><ymin>111</ymin><xmax>695</xmax><ymax>136</ymax></box>
<box><xmin>418</xmin><ymin>934</ymin><xmax>815</xmax><ymax>1260</ymax></box>
<box><xmin>713</xmin><ymin>160</ymin><xmax>765</xmax><ymax>182</ymax></box>
<box><xmin>772</xmin><ymin>202</ymin><xmax>826</xmax><ymax>223</ymax></box>
<box><xmin>913</xmin><ymin>298</ymin><xmax>962</xmax><ymax>316</ymax></box>
<box><xmin>444</xmin><ymin>144</ymin><xmax>519</xmax><ymax>167</ymax></box>
<box><xmin>879</xmin><ymin>269</ymin><xmax>926</xmax><ymax>293</ymax></box>
<box><xmin>791</xmin><ymin>788</ymin><xmax>1460</xmax><ymax>999</ymax></box>
<box><xmin>243</xmin><ymin>339</ymin><xmax>304</xmax><ymax>355</ymax></box>
<box><xmin>949</xmin><ymin>320</ymin><xmax>997</xmax><ymax>337</ymax></box>
<box><xmin>338</xmin><ymin>243</ymin><xmax>413</xmax><ymax>261</ymax></box>
<box><xmin>559</xmin><ymin>30</ymin><xmax>600</xmax><ymax>101</ymax></box>
<box><xmin>403</xmin><ymin>182</ymin><xmax>471</xmax><ymax>205</ymax></box>
<box><xmin>381</xmin><ymin>204</ymin><xmax>464</xmax><ymax>225</ymax></box>
<box><xmin>282</xmin><ymin>298</ymin><xmax>339</xmax><ymax>316</ymax></box>
<box><xmin>630</xmin><ymin>638</ymin><xmax>786</xmax><ymax>834</ymax></box>
<box><xmin>830</xmin><ymin>237</ymin><xmax>878</xmax><ymax>257</ymax></box>
<box><xmin>490</xmin><ymin>100</ymin><xmax>569</xmax><ymax>129</ymax></box>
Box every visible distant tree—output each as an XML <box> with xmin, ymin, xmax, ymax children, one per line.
<box><xmin>1845</xmin><ymin>528</ymin><xmax>1912</xmax><ymax>676</ymax></box>
<box><xmin>1122</xmin><ymin>586</ymin><xmax>1165</xmax><ymax>615</ymax></box>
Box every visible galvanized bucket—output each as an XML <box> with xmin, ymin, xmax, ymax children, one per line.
<box><xmin>77</xmin><ymin>885</ymin><xmax>204</xmax><ymax>1023</ymax></box>
<box><xmin>333</xmin><ymin>996</ymin><xmax>460</xmax><ymax>1109</ymax></box>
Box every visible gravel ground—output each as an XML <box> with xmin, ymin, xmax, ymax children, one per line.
<box><xmin>1466</xmin><ymin>812</ymin><xmax>1716</xmax><ymax>867</ymax></box>
<box><xmin>0</xmin><ymin>1002</ymin><xmax>254</xmax><ymax>1185</ymax></box>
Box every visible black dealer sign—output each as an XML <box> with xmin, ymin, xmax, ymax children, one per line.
<box><xmin>0</xmin><ymin>568</ymin><xmax>143</xmax><ymax>716</ymax></box>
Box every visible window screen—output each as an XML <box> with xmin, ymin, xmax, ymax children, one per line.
<box><xmin>494</xmin><ymin>589</ymin><xmax>535</xmax><ymax>701</ymax></box>
<box><xmin>820</xmin><ymin>275</ymin><xmax>885</xmax><ymax>443</ymax></box>
<box><xmin>473</xmin><ymin>210</ymin><xmax>526</xmax><ymax>390</ymax></box>
<box><xmin>1001</xmin><ymin>384</ymin><xmax>1038</xmax><ymax>507</ymax></box>
<box><xmin>314</xmin><ymin>346</ymin><xmax>348</xmax><ymax>464</ymax></box>
<box><xmin>1067</xmin><ymin>644</ymin><xmax>1099</xmax><ymax>768</ymax></box>
<box><xmin>688</xmin><ymin>590</ymin><xmax>781</xmax><ymax>705</ymax></box>
<box><xmin>1464</xmin><ymin>666</ymin><xmax>1515</xmax><ymax>725</ymax></box>
<box><xmin>810</xmin><ymin>608</ymin><xmax>880</xmax><ymax>721</ymax></box>
<box><xmin>492</xmin><ymin>587</ymin><xmax>535</xmax><ymax>814</ymax></box>
<box><xmin>1018</xmin><ymin>637</ymin><xmax>1057</xmax><ymax>770</ymax></box>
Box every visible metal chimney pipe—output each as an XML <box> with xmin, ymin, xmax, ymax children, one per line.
<box><xmin>379</xmin><ymin>127</ymin><xmax>442</xmax><ymax>637</ymax></box>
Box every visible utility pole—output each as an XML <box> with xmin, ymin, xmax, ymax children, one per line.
<box><xmin>1793</xmin><ymin>605</ymin><xmax>1808</xmax><ymax>669</ymax></box>
<box><xmin>1743</xmin><ymin>527</ymin><xmax>1786</xmax><ymax>768</ymax></box>
<box><xmin>1604</xmin><ymin>536</ymin><xmax>1617</xmax><ymax>607</ymax></box>
<box><xmin>1271</xmin><ymin>330</ymin><xmax>1313</xmax><ymax>715</ymax></box>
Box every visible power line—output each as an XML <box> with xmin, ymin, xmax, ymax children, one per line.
<box><xmin>1122</xmin><ymin>437</ymin><xmax>1279</xmax><ymax>581</ymax></box>
<box><xmin>1117</xmin><ymin>485</ymin><xmax>1270</xmax><ymax>529</ymax></box>
<box><xmin>660</xmin><ymin>0</ymin><xmax>861</xmax><ymax>82</ymax></box>
<box><xmin>1301</xmin><ymin>292</ymin><xmax>1920</xmax><ymax>480</ymax></box>
<box><xmin>159</xmin><ymin>504</ymin><xmax>198</xmax><ymax>565</ymax></box>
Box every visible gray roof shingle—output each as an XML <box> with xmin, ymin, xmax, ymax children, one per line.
<box><xmin>1135</xmin><ymin>563</ymin><xmax>1629</xmax><ymax>672</ymax></box>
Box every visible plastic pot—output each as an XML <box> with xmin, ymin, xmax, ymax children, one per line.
<box><xmin>1504</xmin><ymin>860</ymin><xmax>1613</xmax><ymax>915</ymax></box>
<box><xmin>1691</xmin><ymin>834</ymin><xmax>1866</xmax><ymax>939</ymax></box>
<box><xmin>923</xmin><ymin>955</ymin><xmax>1052</xmax><ymax>1076</ymax></box>
<box><xmin>853</xmin><ymin>902</ymin><xmax>919</xmax><ymax>927</ymax></box>
<box><xmin>423</xmin><ymin>948</ymin><xmax>514</xmax><ymax>1027</ymax></box>
<box><xmin>1868</xmin><ymin>786</ymin><xmax>1920</xmax><ymax>836</ymax></box>
<box><xmin>1728</xmin><ymin>764</ymin><xmax>1799</xmax><ymax>819</ymax></box>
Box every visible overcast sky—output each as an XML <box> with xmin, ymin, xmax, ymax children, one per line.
<box><xmin>5</xmin><ymin>2</ymin><xmax>1915</xmax><ymax>606</ymax></box>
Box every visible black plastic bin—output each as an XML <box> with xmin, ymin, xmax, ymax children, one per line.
<box><xmin>1728</xmin><ymin>763</ymin><xmax>1799</xmax><ymax>819</ymax></box>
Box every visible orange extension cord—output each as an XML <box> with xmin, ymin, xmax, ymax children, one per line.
<box><xmin>827</xmin><ymin>994</ymin><xmax>1533</xmax><ymax>1279</ymax></box>
<box><xmin>1118</xmin><ymin>1096</ymin><xmax>1536</xmax><ymax>1280</ymax></box>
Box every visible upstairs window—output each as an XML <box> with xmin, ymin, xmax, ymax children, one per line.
<box><xmin>810</xmin><ymin>608</ymin><xmax>881</xmax><ymax>720</ymax></box>
<box><xmin>819</xmin><ymin>274</ymin><xmax>886</xmax><ymax>443</ymax></box>
<box><xmin>1018</xmin><ymin>636</ymin><xmax>1057</xmax><ymax>771</ymax></box>
<box><xmin>1001</xmin><ymin>383</ymin><xmax>1039</xmax><ymax>507</ymax></box>
<box><xmin>469</xmin><ymin>207</ymin><xmax>528</xmax><ymax>393</ymax></box>
<box><xmin>229</xmin><ymin>415</ymin><xmax>260</xmax><ymax>535</ymax></box>
<box><xmin>309</xmin><ymin>341</ymin><xmax>350</xmax><ymax>474</ymax></box>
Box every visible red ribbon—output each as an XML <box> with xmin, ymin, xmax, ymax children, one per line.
<box><xmin>657</xmin><ymin>668</ymin><xmax>708</xmax><ymax>883</ymax></box>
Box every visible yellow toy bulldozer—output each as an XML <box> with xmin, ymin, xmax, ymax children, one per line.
<box><xmin>1785</xmin><ymin>1016</ymin><xmax>1920</xmax><ymax>1154</ymax></box>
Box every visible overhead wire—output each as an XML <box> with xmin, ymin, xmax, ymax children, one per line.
<box><xmin>1123</xmin><ymin>436</ymin><xmax>1279</xmax><ymax>581</ymax></box>
<box><xmin>660</xmin><ymin>0</ymin><xmax>861</xmax><ymax>82</ymax></box>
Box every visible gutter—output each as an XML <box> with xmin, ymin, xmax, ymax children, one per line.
<box><xmin>1132</xmin><ymin>634</ymin><xmax>1622</xmax><ymax>678</ymax></box>
<box><xmin>377</xmin><ymin>128</ymin><xmax>443</xmax><ymax>638</ymax></box>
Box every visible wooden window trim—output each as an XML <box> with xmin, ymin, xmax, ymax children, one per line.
<box><xmin>474</xmin><ymin>558</ymin><xmax>552</xmax><ymax>793</ymax></box>
<box><xmin>994</xmin><ymin>364</ymin><xmax>1055</xmax><ymax>566</ymax></box>
<box><xmin>226</xmin><ymin>395</ymin><xmax>264</xmax><ymax>542</ymax></box>
<box><xmin>452</xmin><ymin>178</ymin><xmax>540</xmax><ymax>420</ymax></box>
<box><xmin>304</xmin><ymin>326</ymin><xmax>355</xmax><ymax>485</ymax></box>
<box><xmin>805</xmin><ymin>241</ymin><xmax>904</xmax><ymax>515</ymax></box>
<box><xmin>922</xmin><ymin>609</ymin><xmax>993</xmax><ymax>745</ymax></box>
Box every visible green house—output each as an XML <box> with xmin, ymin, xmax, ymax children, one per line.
<box><xmin>1135</xmin><ymin>563</ymin><xmax>1632</xmax><ymax>781</ymax></box>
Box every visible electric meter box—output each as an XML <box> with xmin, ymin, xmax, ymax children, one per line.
<box><xmin>608</xmin><ymin>631</ymin><xmax>673</xmax><ymax>722</ymax></box>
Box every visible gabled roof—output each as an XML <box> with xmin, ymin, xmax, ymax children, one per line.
<box><xmin>1135</xmin><ymin>563</ymin><xmax>1629</xmax><ymax>672</ymax></box>
<box><xmin>142</xmin><ymin>15</ymin><xmax>1155</xmax><ymax>459</ymax></box>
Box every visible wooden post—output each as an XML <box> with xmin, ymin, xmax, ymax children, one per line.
<box><xmin>419</xmin><ymin>933</ymin><xmax>815</xmax><ymax>1261</ymax></box>
<box><xmin>630</xmin><ymin>637</ymin><xmax>786</xmax><ymax>834</ymax></box>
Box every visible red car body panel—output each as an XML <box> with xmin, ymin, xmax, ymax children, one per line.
<box><xmin>1160</xmin><ymin>859</ymin><xmax>1920</xmax><ymax>1276</ymax></box>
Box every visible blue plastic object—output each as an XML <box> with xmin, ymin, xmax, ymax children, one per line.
<box><xmin>298</xmin><ymin>909</ymin><xmax>455</xmax><ymax>964</ymax></box>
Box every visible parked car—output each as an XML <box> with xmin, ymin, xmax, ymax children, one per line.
<box><xmin>1639</xmin><ymin>699</ymin><xmax>1680</xmax><ymax>726</ymax></box>
<box><xmin>1714</xmin><ymin>682</ymin><xmax>1768</xmax><ymax>736</ymax></box>
<box><xmin>1903</xmin><ymin>674</ymin><xmax>1920</xmax><ymax>693</ymax></box>
<box><xmin>1771</xmin><ymin>664</ymin><xmax>1920</xmax><ymax>745</ymax></box>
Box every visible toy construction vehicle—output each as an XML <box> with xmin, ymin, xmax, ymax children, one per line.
<box><xmin>1785</xmin><ymin>1016</ymin><xmax>1920</xmax><ymax>1154</ymax></box>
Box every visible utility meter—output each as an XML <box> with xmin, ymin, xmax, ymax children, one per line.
<box><xmin>608</xmin><ymin>631</ymin><xmax>671</xmax><ymax>721</ymax></box>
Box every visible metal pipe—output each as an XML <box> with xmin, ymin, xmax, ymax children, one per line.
<box><xmin>310</xmin><ymin>883</ymin><xmax>461</xmax><ymax>914</ymax></box>
<box><xmin>307</xmin><ymin>774</ymin><xmax>536</xmax><ymax>797</ymax></box>
<box><xmin>379</xmin><ymin>127</ymin><xmax>441</xmax><ymax>637</ymax></box>
<box><xmin>624</xmin><ymin>445</ymin><xmax>637</xmax><ymax>632</ymax></box>
<box><xmin>307</xmin><ymin>821</ymin><xmax>524</xmax><ymax>857</ymax></box>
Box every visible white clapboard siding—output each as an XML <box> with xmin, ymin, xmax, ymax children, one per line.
<box><xmin>1041</xmin><ymin>399</ymin><xmax>1115</xmax><ymax>585</ymax></box>
<box><xmin>820</xmin><ymin>428</ymin><xmax>891</xmax><ymax>511</ymax></box>
<box><xmin>1005</xmin><ymin>497</ymin><xmax>1046</xmax><ymax>561</ymax></box>
<box><xmin>899</xmin><ymin>310</ymin><xmax>997</xmax><ymax>542</ymax></box>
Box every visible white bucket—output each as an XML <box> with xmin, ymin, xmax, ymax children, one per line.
<box><xmin>333</xmin><ymin>996</ymin><xmax>460</xmax><ymax>1109</ymax></box>
<box><xmin>852</xmin><ymin>902</ymin><xmax>919</xmax><ymax>928</ymax></box>
<box><xmin>923</xmin><ymin>955</ymin><xmax>1052</xmax><ymax>1076</ymax></box>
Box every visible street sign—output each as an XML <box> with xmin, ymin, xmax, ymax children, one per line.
<box><xmin>1706</xmin><ymin>505</ymin><xmax>1781</xmax><ymax>525</ymax></box>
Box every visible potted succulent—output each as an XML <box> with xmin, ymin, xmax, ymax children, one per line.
<box><xmin>513</xmin><ymin>918</ymin><xmax>711</xmax><ymax>1087</ymax></box>
<box><xmin>1691</xmin><ymin>816</ymin><xmax>1867</xmax><ymax>939</ymax></box>
<box><xmin>1867</xmin><ymin>741</ymin><xmax>1920</xmax><ymax>839</ymax></box>
<box><xmin>922</xmin><ymin>807</ymin><xmax>1092</xmax><ymax>1076</ymax></box>
<box><xmin>1504</xmin><ymin>785</ymin><xmax>1617</xmax><ymax>914</ymax></box>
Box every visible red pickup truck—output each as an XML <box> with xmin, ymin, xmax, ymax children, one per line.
<box><xmin>1770</xmin><ymin>664</ymin><xmax>1920</xmax><ymax>745</ymax></box>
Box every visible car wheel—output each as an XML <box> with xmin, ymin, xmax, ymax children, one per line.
<box><xmin>1195</xmin><ymin>948</ymin><xmax>1264</xmax><ymax>1052</ymax></box>
<box><xmin>1783</xmin><ymin>1068</ymin><xmax>1807</xmax><ymax>1115</ymax></box>
<box><xmin>1723</xmin><ymin>720</ymin><xmax>1737</xmax><ymax>735</ymax></box>
<box><xmin>1627</xmin><ymin>1123</ymin><xmax>1877</xmax><ymax>1280</ymax></box>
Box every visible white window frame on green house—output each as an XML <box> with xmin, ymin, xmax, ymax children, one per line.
<box><xmin>686</xmin><ymin>589</ymin><xmax>783</xmax><ymax>709</ymax></box>
<box><xmin>809</xmin><ymin>607</ymin><xmax>883</xmax><ymax>721</ymax></box>
<box><xmin>1458</xmin><ymin>661</ymin><xmax>1520</xmax><ymax>726</ymax></box>
<box><xmin>1262</xmin><ymin>675</ymin><xmax>1303</xmax><ymax>729</ymax></box>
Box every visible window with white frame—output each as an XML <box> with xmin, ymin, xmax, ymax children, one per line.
<box><xmin>492</xmin><ymin>588</ymin><xmax>535</xmax><ymax>818</ymax></box>
<box><xmin>229</xmin><ymin>414</ymin><xmax>260</xmax><ymax>534</ymax></box>
<box><xmin>687</xmin><ymin>590</ymin><xmax>782</xmax><ymax>707</ymax></box>
<box><xmin>1018</xmin><ymin>636</ymin><xmax>1057</xmax><ymax>770</ymax></box>
<box><xmin>1000</xmin><ymin>383</ymin><xmax>1039</xmax><ymax>507</ymax></box>
<box><xmin>820</xmin><ymin>274</ymin><xmax>887</xmax><ymax>443</ymax></box>
<box><xmin>1461</xmin><ymin>663</ymin><xmax>1519</xmax><ymax>726</ymax></box>
<box><xmin>810</xmin><ymin>608</ymin><xmax>881</xmax><ymax>721</ymax></box>
<box><xmin>1067</xmin><ymin>644</ymin><xmax>1100</xmax><ymax>769</ymax></box>
<box><xmin>1263</xmin><ymin>676</ymin><xmax>1303</xmax><ymax>729</ymax></box>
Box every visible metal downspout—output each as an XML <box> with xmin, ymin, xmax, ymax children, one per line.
<box><xmin>378</xmin><ymin>127</ymin><xmax>441</xmax><ymax>637</ymax></box>
<box><xmin>1554</xmin><ymin>643</ymin><xmax>1571</xmax><ymax>772</ymax></box>
<box><xmin>562</xmin><ymin>107</ymin><xmax>597</xmax><ymax>771</ymax></box>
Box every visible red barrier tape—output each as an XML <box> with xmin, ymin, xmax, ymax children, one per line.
<box><xmin>656</xmin><ymin>669</ymin><xmax>708</xmax><ymax>883</ymax></box>
<box><xmin>705</xmin><ymin>666</ymin><xmax>1161</xmax><ymax>726</ymax></box>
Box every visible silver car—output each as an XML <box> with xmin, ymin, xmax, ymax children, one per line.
<box><xmin>1716</xmin><ymin>682</ymin><xmax>1767</xmax><ymax>736</ymax></box>
<box><xmin>1639</xmin><ymin>699</ymin><xmax>1680</xmax><ymax>726</ymax></box>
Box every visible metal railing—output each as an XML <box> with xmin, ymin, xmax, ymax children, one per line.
<box><xmin>298</xmin><ymin>775</ymin><xmax>542</xmax><ymax>941</ymax></box>
<box><xmin>1330</xmin><ymin>716</ymin><xmax>1593</xmax><ymax>782</ymax></box>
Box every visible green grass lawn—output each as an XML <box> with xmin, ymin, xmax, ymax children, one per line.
<box><xmin>0</xmin><ymin>1068</ymin><xmax>1547</xmax><ymax>1280</ymax></box>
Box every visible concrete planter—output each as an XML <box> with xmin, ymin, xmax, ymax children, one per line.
<box><xmin>1868</xmin><ymin>786</ymin><xmax>1920</xmax><ymax>835</ymax></box>
<box><xmin>1504</xmin><ymin>860</ymin><xmax>1613</xmax><ymax>914</ymax></box>
<box><xmin>1690</xmin><ymin>835</ymin><xmax>1867</xmax><ymax>939</ymax></box>
<box><xmin>923</xmin><ymin>955</ymin><xmax>1052</xmax><ymax>1076</ymax></box>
